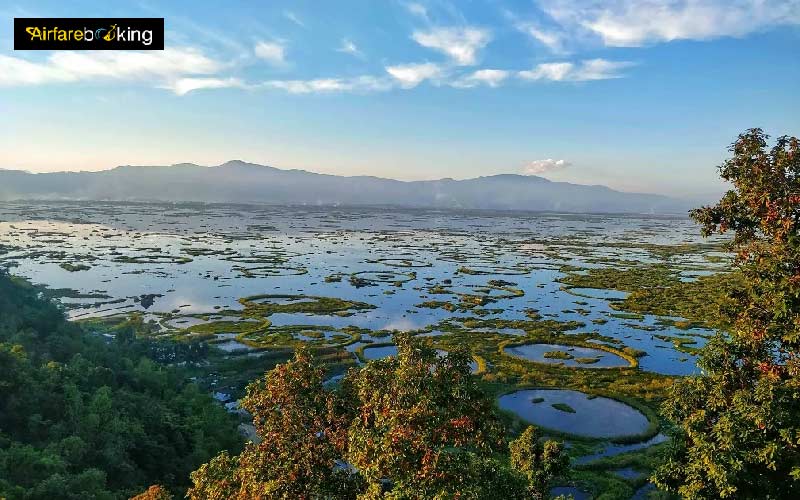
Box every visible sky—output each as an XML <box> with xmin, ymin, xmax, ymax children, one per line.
<box><xmin>1</xmin><ymin>0</ymin><xmax>798</xmax><ymax>198</ymax></box>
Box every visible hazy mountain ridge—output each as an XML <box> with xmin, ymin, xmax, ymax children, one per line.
<box><xmin>0</xmin><ymin>160</ymin><xmax>690</xmax><ymax>214</ymax></box>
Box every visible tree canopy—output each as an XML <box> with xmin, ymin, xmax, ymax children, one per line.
<box><xmin>0</xmin><ymin>271</ymin><xmax>241</xmax><ymax>499</ymax></box>
<box><xmin>188</xmin><ymin>334</ymin><xmax>569</xmax><ymax>499</ymax></box>
<box><xmin>654</xmin><ymin>129</ymin><xmax>800</xmax><ymax>498</ymax></box>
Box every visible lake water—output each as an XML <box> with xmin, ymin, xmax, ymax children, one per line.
<box><xmin>497</xmin><ymin>389</ymin><xmax>651</xmax><ymax>439</ymax></box>
<box><xmin>0</xmin><ymin>201</ymin><xmax>724</xmax><ymax>383</ymax></box>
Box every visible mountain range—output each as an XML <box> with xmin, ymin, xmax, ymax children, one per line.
<box><xmin>0</xmin><ymin>161</ymin><xmax>692</xmax><ymax>214</ymax></box>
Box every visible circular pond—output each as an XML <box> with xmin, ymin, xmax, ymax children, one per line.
<box><xmin>350</xmin><ymin>270</ymin><xmax>415</xmax><ymax>285</ymax></box>
<box><xmin>234</xmin><ymin>265</ymin><xmax>307</xmax><ymax>277</ymax></box>
<box><xmin>497</xmin><ymin>389</ymin><xmax>650</xmax><ymax>439</ymax></box>
<box><xmin>504</xmin><ymin>343</ymin><xmax>631</xmax><ymax>368</ymax></box>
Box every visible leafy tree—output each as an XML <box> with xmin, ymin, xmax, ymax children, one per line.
<box><xmin>654</xmin><ymin>129</ymin><xmax>800</xmax><ymax>498</ymax></box>
<box><xmin>510</xmin><ymin>426</ymin><xmax>570</xmax><ymax>499</ymax></box>
<box><xmin>186</xmin><ymin>451</ymin><xmax>241</xmax><ymax>500</ymax></box>
<box><xmin>131</xmin><ymin>485</ymin><xmax>174</xmax><ymax>500</ymax></box>
<box><xmin>190</xmin><ymin>334</ymin><xmax>569</xmax><ymax>499</ymax></box>
<box><xmin>345</xmin><ymin>334</ymin><xmax>512</xmax><ymax>498</ymax></box>
<box><xmin>0</xmin><ymin>271</ymin><xmax>241</xmax><ymax>499</ymax></box>
<box><xmin>188</xmin><ymin>347</ymin><xmax>358</xmax><ymax>499</ymax></box>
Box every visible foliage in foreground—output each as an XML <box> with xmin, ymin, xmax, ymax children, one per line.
<box><xmin>187</xmin><ymin>335</ymin><xmax>569</xmax><ymax>499</ymax></box>
<box><xmin>654</xmin><ymin>129</ymin><xmax>800</xmax><ymax>498</ymax></box>
<box><xmin>0</xmin><ymin>271</ymin><xmax>241</xmax><ymax>499</ymax></box>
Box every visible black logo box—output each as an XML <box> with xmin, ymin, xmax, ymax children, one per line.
<box><xmin>14</xmin><ymin>18</ymin><xmax>164</xmax><ymax>50</ymax></box>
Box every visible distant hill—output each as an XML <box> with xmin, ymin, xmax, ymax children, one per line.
<box><xmin>0</xmin><ymin>161</ymin><xmax>690</xmax><ymax>214</ymax></box>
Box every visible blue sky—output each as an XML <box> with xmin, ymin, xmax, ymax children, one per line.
<box><xmin>1</xmin><ymin>0</ymin><xmax>798</xmax><ymax>197</ymax></box>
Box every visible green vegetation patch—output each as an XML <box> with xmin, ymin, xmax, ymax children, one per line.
<box><xmin>222</xmin><ymin>249</ymin><xmax>302</xmax><ymax>264</ymax></box>
<box><xmin>349</xmin><ymin>270</ymin><xmax>416</xmax><ymax>287</ymax></box>
<box><xmin>239</xmin><ymin>294</ymin><xmax>375</xmax><ymax>316</ymax></box>
<box><xmin>59</xmin><ymin>262</ymin><xmax>91</xmax><ymax>272</ymax></box>
<box><xmin>544</xmin><ymin>350</ymin><xmax>574</xmax><ymax>360</ymax></box>
<box><xmin>187</xmin><ymin>320</ymin><xmax>268</xmax><ymax>336</ymax></box>
<box><xmin>559</xmin><ymin>264</ymin><xmax>680</xmax><ymax>291</ymax></box>
<box><xmin>560</xmin><ymin>264</ymin><xmax>742</xmax><ymax>330</ymax></box>
<box><xmin>113</xmin><ymin>254</ymin><xmax>193</xmax><ymax>264</ymax></box>
<box><xmin>551</xmin><ymin>402</ymin><xmax>577</xmax><ymax>413</ymax></box>
<box><xmin>234</xmin><ymin>264</ymin><xmax>308</xmax><ymax>277</ymax></box>
<box><xmin>182</xmin><ymin>247</ymin><xmax>237</xmax><ymax>257</ymax></box>
<box><xmin>617</xmin><ymin>271</ymin><xmax>742</xmax><ymax>330</ymax></box>
<box><xmin>241</xmin><ymin>324</ymin><xmax>354</xmax><ymax>348</ymax></box>
<box><xmin>457</xmin><ymin>265</ymin><xmax>530</xmax><ymax>275</ymax></box>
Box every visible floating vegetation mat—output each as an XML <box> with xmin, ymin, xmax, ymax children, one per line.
<box><xmin>504</xmin><ymin>343</ymin><xmax>633</xmax><ymax>368</ymax></box>
<box><xmin>235</xmin><ymin>265</ymin><xmax>308</xmax><ymax>277</ymax></box>
<box><xmin>349</xmin><ymin>270</ymin><xmax>416</xmax><ymax>287</ymax></box>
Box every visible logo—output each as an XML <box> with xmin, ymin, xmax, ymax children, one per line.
<box><xmin>14</xmin><ymin>18</ymin><xmax>164</xmax><ymax>50</ymax></box>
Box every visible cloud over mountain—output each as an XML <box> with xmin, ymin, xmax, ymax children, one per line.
<box><xmin>523</xmin><ymin>159</ymin><xmax>571</xmax><ymax>175</ymax></box>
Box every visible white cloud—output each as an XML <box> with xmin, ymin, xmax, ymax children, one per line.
<box><xmin>261</xmin><ymin>76</ymin><xmax>392</xmax><ymax>94</ymax></box>
<box><xmin>337</xmin><ymin>39</ymin><xmax>363</xmax><ymax>57</ymax></box>
<box><xmin>167</xmin><ymin>77</ymin><xmax>244</xmax><ymax>96</ymax></box>
<box><xmin>254</xmin><ymin>40</ymin><xmax>286</xmax><ymax>65</ymax></box>
<box><xmin>0</xmin><ymin>55</ymin><xmax>72</xmax><ymax>85</ymax></box>
<box><xmin>518</xmin><ymin>59</ymin><xmax>634</xmax><ymax>81</ymax></box>
<box><xmin>523</xmin><ymin>158</ymin><xmax>571</xmax><ymax>175</ymax></box>
<box><xmin>412</xmin><ymin>27</ymin><xmax>491</xmax><ymax>65</ymax></box>
<box><xmin>0</xmin><ymin>48</ymin><xmax>223</xmax><ymax>87</ymax></box>
<box><xmin>0</xmin><ymin>29</ymin><xmax>634</xmax><ymax>97</ymax></box>
<box><xmin>452</xmin><ymin>69</ymin><xmax>509</xmax><ymax>88</ymax></box>
<box><xmin>406</xmin><ymin>2</ymin><xmax>429</xmax><ymax>19</ymax></box>
<box><xmin>385</xmin><ymin>62</ymin><xmax>443</xmax><ymax>88</ymax></box>
<box><xmin>539</xmin><ymin>0</ymin><xmax>800</xmax><ymax>47</ymax></box>
<box><xmin>520</xmin><ymin>62</ymin><xmax>573</xmax><ymax>81</ymax></box>
<box><xmin>283</xmin><ymin>10</ymin><xmax>305</xmax><ymax>28</ymax></box>
<box><xmin>518</xmin><ymin>24</ymin><xmax>567</xmax><ymax>52</ymax></box>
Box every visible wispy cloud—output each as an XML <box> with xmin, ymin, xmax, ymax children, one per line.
<box><xmin>405</xmin><ymin>2</ymin><xmax>429</xmax><ymax>20</ymax></box>
<box><xmin>452</xmin><ymin>69</ymin><xmax>509</xmax><ymax>88</ymax></box>
<box><xmin>412</xmin><ymin>27</ymin><xmax>491</xmax><ymax>66</ymax></box>
<box><xmin>283</xmin><ymin>10</ymin><xmax>305</xmax><ymax>28</ymax></box>
<box><xmin>523</xmin><ymin>158</ymin><xmax>571</xmax><ymax>175</ymax></box>
<box><xmin>336</xmin><ymin>38</ymin><xmax>363</xmax><ymax>57</ymax></box>
<box><xmin>385</xmin><ymin>62</ymin><xmax>444</xmax><ymax>88</ymax></box>
<box><xmin>0</xmin><ymin>48</ymin><xmax>223</xmax><ymax>87</ymax></box>
<box><xmin>260</xmin><ymin>75</ymin><xmax>392</xmax><ymax>94</ymax></box>
<box><xmin>254</xmin><ymin>40</ymin><xmax>286</xmax><ymax>65</ymax></box>
<box><xmin>167</xmin><ymin>77</ymin><xmax>245</xmax><ymax>96</ymax></box>
<box><xmin>519</xmin><ymin>59</ymin><xmax>634</xmax><ymax>81</ymax></box>
<box><xmin>538</xmin><ymin>0</ymin><xmax>800</xmax><ymax>47</ymax></box>
<box><xmin>0</xmin><ymin>51</ymin><xmax>633</xmax><ymax>94</ymax></box>
<box><xmin>517</xmin><ymin>23</ymin><xmax>568</xmax><ymax>53</ymax></box>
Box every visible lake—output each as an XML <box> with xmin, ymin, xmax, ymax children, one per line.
<box><xmin>0</xmin><ymin>201</ymin><xmax>723</xmax><ymax>380</ymax></box>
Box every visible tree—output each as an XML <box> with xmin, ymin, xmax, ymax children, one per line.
<box><xmin>510</xmin><ymin>426</ymin><xmax>569</xmax><ymax>499</ymax></box>
<box><xmin>654</xmin><ymin>129</ymin><xmax>800</xmax><ymax>498</ymax></box>
<box><xmin>130</xmin><ymin>485</ymin><xmax>173</xmax><ymax>500</ymax></box>
<box><xmin>188</xmin><ymin>347</ymin><xmax>357</xmax><ymax>499</ymax></box>
<box><xmin>0</xmin><ymin>271</ymin><xmax>240</xmax><ymax>500</ymax></box>
<box><xmin>190</xmin><ymin>334</ymin><xmax>569</xmax><ymax>499</ymax></box>
<box><xmin>344</xmin><ymin>334</ymin><xmax>515</xmax><ymax>498</ymax></box>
